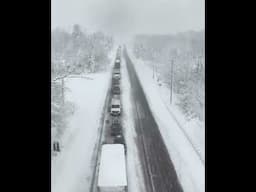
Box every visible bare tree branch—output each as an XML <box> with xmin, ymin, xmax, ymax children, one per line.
<box><xmin>52</xmin><ymin>73</ymin><xmax>70</xmax><ymax>82</ymax></box>
<box><xmin>52</xmin><ymin>72</ymin><xmax>94</xmax><ymax>83</ymax></box>
<box><xmin>66</xmin><ymin>75</ymin><xmax>93</xmax><ymax>80</ymax></box>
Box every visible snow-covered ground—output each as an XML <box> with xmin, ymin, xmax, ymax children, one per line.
<box><xmin>121</xmin><ymin>56</ymin><xmax>146</xmax><ymax>192</ymax></box>
<box><xmin>51</xmin><ymin>70</ymin><xmax>112</xmax><ymax>192</ymax></box>
<box><xmin>126</xmin><ymin>47</ymin><xmax>205</xmax><ymax>192</ymax></box>
<box><xmin>51</xmin><ymin>44</ymin><xmax>205</xmax><ymax>192</ymax></box>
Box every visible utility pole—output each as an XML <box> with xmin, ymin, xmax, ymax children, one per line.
<box><xmin>61</xmin><ymin>78</ymin><xmax>65</xmax><ymax>105</ymax></box>
<box><xmin>152</xmin><ymin>63</ymin><xmax>155</xmax><ymax>79</ymax></box>
<box><xmin>198</xmin><ymin>55</ymin><xmax>202</xmax><ymax>73</ymax></box>
<box><xmin>170</xmin><ymin>59</ymin><xmax>174</xmax><ymax>104</ymax></box>
<box><xmin>152</xmin><ymin>50</ymin><xmax>158</xmax><ymax>80</ymax></box>
<box><xmin>152</xmin><ymin>48</ymin><xmax>155</xmax><ymax>79</ymax></box>
<box><xmin>155</xmin><ymin>59</ymin><xmax>158</xmax><ymax>81</ymax></box>
<box><xmin>61</xmin><ymin>60</ymin><xmax>67</xmax><ymax>105</ymax></box>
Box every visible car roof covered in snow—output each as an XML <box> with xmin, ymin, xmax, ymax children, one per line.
<box><xmin>111</xmin><ymin>98</ymin><xmax>120</xmax><ymax>105</ymax></box>
<box><xmin>98</xmin><ymin>144</ymin><xmax>127</xmax><ymax>187</ymax></box>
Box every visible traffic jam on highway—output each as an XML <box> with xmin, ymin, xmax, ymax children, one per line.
<box><xmin>96</xmin><ymin>46</ymin><xmax>128</xmax><ymax>192</ymax></box>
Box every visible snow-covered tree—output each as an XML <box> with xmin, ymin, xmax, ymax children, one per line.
<box><xmin>132</xmin><ymin>31</ymin><xmax>205</xmax><ymax>121</ymax></box>
<box><xmin>51</xmin><ymin>25</ymin><xmax>114</xmax><ymax>150</ymax></box>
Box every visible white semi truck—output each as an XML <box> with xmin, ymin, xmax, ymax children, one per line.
<box><xmin>97</xmin><ymin>144</ymin><xmax>127</xmax><ymax>192</ymax></box>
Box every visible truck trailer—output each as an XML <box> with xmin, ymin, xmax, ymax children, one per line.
<box><xmin>97</xmin><ymin>144</ymin><xmax>127</xmax><ymax>192</ymax></box>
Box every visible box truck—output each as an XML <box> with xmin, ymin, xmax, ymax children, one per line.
<box><xmin>97</xmin><ymin>144</ymin><xmax>127</xmax><ymax>192</ymax></box>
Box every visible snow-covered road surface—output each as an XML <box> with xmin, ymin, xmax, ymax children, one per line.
<box><xmin>124</xmin><ymin>48</ymin><xmax>183</xmax><ymax>192</ymax></box>
<box><xmin>121</xmin><ymin>55</ymin><xmax>147</xmax><ymax>192</ymax></box>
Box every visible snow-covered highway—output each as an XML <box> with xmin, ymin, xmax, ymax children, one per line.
<box><xmin>123</xmin><ymin>47</ymin><xmax>183</xmax><ymax>192</ymax></box>
<box><xmin>52</xmin><ymin>46</ymin><xmax>204</xmax><ymax>192</ymax></box>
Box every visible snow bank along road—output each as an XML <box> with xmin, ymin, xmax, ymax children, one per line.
<box><xmin>123</xmin><ymin>48</ymin><xmax>183</xmax><ymax>192</ymax></box>
<box><xmin>89</xmin><ymin>86</ymin><xmax>112</xmax><ymax>192</ymax></box>
<box><xmin>52</xmin><ymin>72</ymin><xmax>111</xmax><ymax>192</ymax></box>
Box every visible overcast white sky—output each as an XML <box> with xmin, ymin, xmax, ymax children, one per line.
<box><xmin>52</xmin><ymin>0</ymin><xmax>204</xmax><ymax>40</ymax></box>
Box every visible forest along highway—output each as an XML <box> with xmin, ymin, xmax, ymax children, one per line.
<box><xmin>124</xmin><ymin>47</ymin><xmax>183</xmax><ymax>192</ymax></box>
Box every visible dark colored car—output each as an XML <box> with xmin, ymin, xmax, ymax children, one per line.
<box><xmin>113</xmin><ymin>68</ymin><xmax>120</xmax><ymax>75</ymax></box>
<box><xmin>112</xmin><ymin>86</ymin><xmax>120</xmax><ymax>95</ymax></box>
<box><xmin>112</xmin><ymin>117</ymin><xmax>120</xmax><ymax>124</ymax></box>
<box><xmin>111</xmin><ymin>117</ymin><xmax>122</xmax><ymax>136</ymax></box>
<box><xmin>111</xmin><ymin>124</ymin><xmax>122</xmax><ymax>136</ymax></box>
<box><xmin>112</xmin><ymin>78</ymin><xmax>119</xmax><ymax>85</ymax></box>
<box><xmin>114</xmin><ymin>134</ymin><xmax>125</xmax><ymax>145</ymax></box>
<box><xmin>114</xmin><ymin>62</ymin><xmax>120</xmax><ymax>69</ymax></box>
